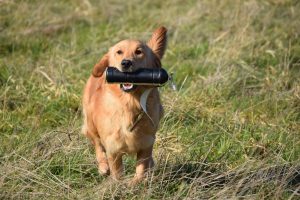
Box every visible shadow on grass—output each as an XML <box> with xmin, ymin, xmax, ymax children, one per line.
<box><xmin>156</xmin><ymin>162</ymin><xmax>300</xmax><ymax>195</ymax></box>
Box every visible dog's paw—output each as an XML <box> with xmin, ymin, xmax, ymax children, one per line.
<box><xmin>128</xmin><ymin>178</ymin><xmax>140</xmax><ymax>187</ymax></box>
<box><xmin>98</xmin><ymin>164</ymin><xmax>110</xmax><ymax>176</ymax></box>
<box><xmin>127</xmin><ymin>176</ymin><xmax>144</xmax><ymax>187</ymax></box>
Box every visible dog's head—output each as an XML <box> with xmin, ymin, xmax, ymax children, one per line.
<box><xmin>92</xmin><ymin>26</ymin><xmax>167</xmax><ymax>92</ymax></box>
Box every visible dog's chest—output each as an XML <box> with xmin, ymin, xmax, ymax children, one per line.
<box><xmin>103</xmin><ymin>110</ymin><xmax>155</xmax><ymax>155</ymax></box>
<box><xmin>100</xmin><ymin>92</ymin><xmax>156</xmax><ymax>154</ymax></box>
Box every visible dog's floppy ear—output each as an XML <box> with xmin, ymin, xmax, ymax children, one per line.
<box><xmin>92</xmin><ymin>53</ymin><xmax>109</xmax><ymax>77</ymax></box>
<box><xmin>147</xmin><ymin>26</ymin><xmax>168</xmax><ymax>59</ymax></box>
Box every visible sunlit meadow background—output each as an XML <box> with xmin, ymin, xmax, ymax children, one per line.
<box><xmin>1</xmin><ymin>0</ymin><xmax>299</xmax><ymax>199</ymax></box>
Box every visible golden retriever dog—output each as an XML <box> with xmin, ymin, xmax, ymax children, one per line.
<box><xmin>82</xmin><ymin>27</ymin><xmax>167</xmax><ymax>184</ymax></box>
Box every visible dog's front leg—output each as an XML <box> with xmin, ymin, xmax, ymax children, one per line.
<box><xmin>130</xmin><ymin>146</ymin><xmax>154</xmax><ymax>185</ymax></box>
<box><xmin>94</xmin><ymin>140</ymin><xmax>109</xmax><ymax>175</ymax></box>
<box><xmin>85</xmin><ymin>130</ymin><xmax>110</xmax><ymax>176</ymax></box>
<box><xmin>107</xmin><ymin>154</ymin><xmax>123</xmax><ymax>180</ymax></box>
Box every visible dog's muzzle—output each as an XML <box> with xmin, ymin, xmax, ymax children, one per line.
<box><xmin>121</xmin><ymin>59</ymin><xmax>133</xmax><ymax>71</ymax></box>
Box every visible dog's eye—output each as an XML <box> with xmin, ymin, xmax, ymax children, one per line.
<box><xmin>135</xmin><ymin>49</ymin><xmax>143</xmax><ymax>55</ymax></box>
<box><xmin>116</xmin><ymin>50</ymin><xmax>123</xmax><ymax>55</ymax></box>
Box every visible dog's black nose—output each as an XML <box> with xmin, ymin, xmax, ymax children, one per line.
<box><xmin>121</xmin><ymin>59</ymin><xmax>132</xmax><ymax>69</ymax></box>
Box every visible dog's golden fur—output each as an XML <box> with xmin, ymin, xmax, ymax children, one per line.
<box><xmin>82</xmin><ymin>27</ymin><xmax>167</xmax><ymax>183</ymax></box>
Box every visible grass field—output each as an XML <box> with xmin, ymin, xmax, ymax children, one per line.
<box><xmin>1</xmin><ymin>0</ymin><xmax>300</xmax><ymax>199</ymax></box>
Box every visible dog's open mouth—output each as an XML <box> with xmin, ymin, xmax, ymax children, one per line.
<box><xmin>120</xmin><ymin>83</ymin><xmax>137</xmax><ymax>92</ymax></box>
